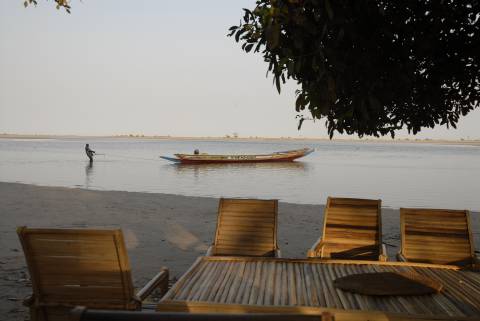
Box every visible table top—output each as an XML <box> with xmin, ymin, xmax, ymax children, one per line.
<box><xmin>157</xmin><ymin>256</ymin><xmax>480</xmax><ymax>319</ymax></box>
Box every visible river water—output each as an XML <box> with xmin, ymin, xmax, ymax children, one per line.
<box><xmin>0</xmin><ymin>137</ymin><xmax>479</xmax><ymax>211</ymax></box>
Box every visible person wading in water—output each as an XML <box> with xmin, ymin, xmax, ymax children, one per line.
<box><xmin>85</xmin><ymin>144</ymin><xmax>95</xmax><ymax>162</ymax></box>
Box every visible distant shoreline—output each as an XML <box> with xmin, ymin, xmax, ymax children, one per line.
<box><xmin>0</xmin><ymin>133</ymin><xmax>479</xmax><ymax>146</ymax></box>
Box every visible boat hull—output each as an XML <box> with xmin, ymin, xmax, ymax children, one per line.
<box><xmin>161</xmin><ymin>148</ymin><xmax>314</xmax><ymax>164</ymax></box>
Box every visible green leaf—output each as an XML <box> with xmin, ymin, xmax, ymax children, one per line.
<box><xmin>235</xmin><ymin>29</ymin><xmax>246</xmax><ymax>42</ymax></box>
<box><xmin>275</xmin><ymin>76</ymin><xmax>281</xmax><ymax>94</ymax></box>
<box><xmin>266</xmin><ymin>23</ymin><xmax>281</xmax><ymax>49</ymax></box>
<box><xmin>295</xmin><ymin>95</ymin><xmax>305</xmax><ymax>112</ymax></box>
<box><xmin>324</xmin><ymin>0</ymin><xmax>334</xmax><ymax>20</ymax></box>
<box><xmin>245</xmin><ymin>43</ymin><xmax>254</xmax><ymax>52</ymax></box>
<box><xmin>298</xmin><ymin>117</ymin><xmax>305</xmax><ymax>130</ymax></box>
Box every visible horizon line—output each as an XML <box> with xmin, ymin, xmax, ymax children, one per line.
<box><xmin>1</xmin><ymin>133</ymin><xmax>480</xmax><ymax>143</ymax></box>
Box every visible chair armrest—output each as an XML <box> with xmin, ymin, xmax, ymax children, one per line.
<box><xmin>274</xmin><ymin>248</ymin><xmax>281</xmax><ymax>258</ymax></box>
<box><xmin>378</xmin><ymin>243</ymin><xmax>388</xmax><ymax>262</ymax></box>
<box><xmin>136</xmin><ymin>267</ymin><xmax>169</xmax><ymax>301</ymax></box>
<box><xmin>307</xmin><ymin>239</ymin><xmax>325</xmax><ymax>258</ymax></box>
<box><xmin>70</xmin><ymin>306</ymin><xmax>87</xmax><ymax>321</ymax></box>
<box><xmin>206</xmin><ymin>245</ymin><xmax>215</xmax><ymax>256</ymax></box>
<box><xmin>23</xmin><ymin>294</ymin><xmax>34</xmax><ymax>307</ymax></box>
<box><xmin>396</xmin><ymin>252</ymin><xmax>408</xmax><ymax>262</ymax></box>
<box><xmin>471</xmin><ymin>254</ymin><xmax>480</xmax><ymax>270</ymax></box>
<box><xmin>473</xmin><ymin>254</ymin><xmax>480</xmax><ymax>264</ymax></box>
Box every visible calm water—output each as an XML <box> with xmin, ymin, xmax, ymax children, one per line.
<box><xmin>0</xmin><ymin>138</ymin><xmax>479</xmax><ymax>211</ymax></box>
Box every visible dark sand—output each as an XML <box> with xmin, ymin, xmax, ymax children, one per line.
<box><xmin>0</xmin><ymin>182</ymin><xmax>478</xmax><ymax>320</ymax></box>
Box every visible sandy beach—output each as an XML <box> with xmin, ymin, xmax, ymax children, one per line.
<box><xmin>0</xmin><ymin>182</ymin><xmax>478</xmax><ymax>320</ymax></box>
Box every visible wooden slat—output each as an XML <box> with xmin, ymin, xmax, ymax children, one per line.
<box><xmin>325</xmin><ymin>218</ymin><xmax>379</xmax><ymax>227</ymax></box>
<box><xmin>28</xmin><ymin>239</ymin><xmax>119</xmax><ymax>259</ymax></box>
<box><xmin>218</xmin><ymin>230</ymin><xmax>275</xmax><ymax>238</ymax></box>
<box><xmin>206</xmin><ymin>261</ymin><xmax>231</xmax><ymax>302</ymax></box>
<box><xmin>248</xmin><ymin>261</ymin><xmax>262</xmax><ymax>305</ymax></box>
<box><xmin>219</xmin><ymin>224</ymin><xmax>276</xmax><ymax>231</ymax></box>
<box><xmin>403</xmin><ymin>218</ymin><xmax>468</xmax><ymax>227</ymax></box>
<box><xmin>196</xmin><ymin>256</ymin><xmax>461</xmax><ymax>269</ymax></box>
<box><xmin>327</xmin><ymin>209</ymin><xmax>379</xmax><ymax>218</ymax></box>
<box><xmin>42</xmin><ymin>285</ymin><xmax>127</xmax><ymax>301</ymax></box>
<box><xmin>220</xmin><ymin>216</ymin><xmax>275</xmax><ymax>224</ymax></box>
<box><xmin>216</xmin><ymin>238</ymin><xmax>274</xmax><ymax>246</ymax></box>
<box><xmin>33</xmin><ymin>256</ymin><xmax>120</xmax><ymax>270</ymax></box>
<box><xmin>220</xmin><ymin>211</ymin><xmax>275</xmax><ymax>218</ymax></box>
<box><xmin>403</xmin><ymin>235</ymin><xmax>471</xmax><ymax>245</ymax></box>
<box><xmin>310</xmin><ymin>197</ymin><xmax>382</xmax><ymax>260</ymax></box>
<box><xmin>399</xmin><ymin>208</ymin><xmax>475</xmax><ymax>266</ymax></box>
<box><xmin>233</xmin><ymin>261</ymin><xmax>250</xmax><ymax>304</ymax></box>
<box><xmin>157</xmin><ymin>301</ymin><xmax>480</xmax><ymax>321</ymax></box>
<box><xmin>177</xmin><ymin>261</ymin><xmax>210</xmax><ymax>300</ymax></box>
<box><xmin>240</xmin><ymin>261</ymin><xmax>256</xmax><ymax>305</ymax></box>
<box><xmin>159</xmin><ymin>257</ymin><xmax>480</xmax><ymax>318</ymax></box>
<box><xmin>17</xmin><ymin>227</ymin><xmax>138</xmax><ymax>318</ymax></box>
<box><xmin>221</xmin><ymin>200</ymin><xmax>275</xmax><ymax>209</ymax></box>
<box><xmin>39</xmin><ymin>271</ymin><xmax>124</xmax><ymax>288</ymax></box>
<box><xmin>286</xmin><ymin>261</ymin><xmax>296</xmax><ymax>305</ymax></box>
<box><xmin>328</xmin><ymin>197</ymin><xmax>379</xmax><ymax>206</ymax></box>
<box><xmin>324</xmin><ymin>231</ymin><xmax>379</xmax><ymax>243</ymax></box>
<box><xmin>212</xmin><ymin>198</ymin><xmax>278</xmax><ymax>257</ymax></box>
<box><xmin>280</xmin><ymin>261</ymin><xmax>288</xmax><ymax>305</ymax></box>
<box><xmin>217</xmin><ymin>232</ymin><xmax>274</xmax><ymax>241</ymax></box>
<box><xmin>215</xmin><ymin>250</ymin><xmax>274</xmax><ymax>257</ymax></box>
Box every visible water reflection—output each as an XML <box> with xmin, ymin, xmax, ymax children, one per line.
<box><xmin>84</xmin><ymin>161</ymin><xmax>94</xmax><ymax>188</ymax></box>
<box><xmin>171</xmin><ymin>161</ymin><xmax>309</xmax><ymax>175</ymax></box>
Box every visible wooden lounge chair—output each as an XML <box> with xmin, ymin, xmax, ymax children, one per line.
<box><xmin>398</xmin><ymin>208</ymin><xmax>479</xmax><ymax>267</ymax></box>
<box><xmin>307</xmin><ymin>197</ymin><xmax>387</xmax><ymax>261</ymax></box>
<box><xmin>17</xmin><ymin>227</ymin><xmax>169</xmax><ymax>321</ymax></box>
<box><xmin>206</xmin><ymin>198</ymin><xmax>280</xmax><ymax>257</ymax></box>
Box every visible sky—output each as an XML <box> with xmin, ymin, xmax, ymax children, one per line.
<box><xmin>0</xmin><ymin>0</ymin><xmax>479</xmax><ymax>139</ymax></box>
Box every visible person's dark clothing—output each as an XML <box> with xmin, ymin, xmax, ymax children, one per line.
<box><xmin>85</xmin><ymin>144</ymin><xmax>95</xmax><ymax>162</ymax></box>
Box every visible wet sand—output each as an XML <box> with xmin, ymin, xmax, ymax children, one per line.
<box><xmin>0</xmin><ymin>182</ymin><xmax>478</xmax><ymax>320</ymax></box>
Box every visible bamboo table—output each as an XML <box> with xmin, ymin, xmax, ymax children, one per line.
<box><xmin>157</xmin><ymin>257</ymin><xmax>480</xmax><ymax>320</ymax></box>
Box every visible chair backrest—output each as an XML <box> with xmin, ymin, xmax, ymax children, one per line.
<box><xmin>17</xmin><ymin>227</ymin><xmax>138</xmax><ymax>310</ymax></box>
<box><xmin>321</xmin><ymin>197</ymin><xmax>382</xmax><ymax>258</ymax></box>
<box><xmin>213</xmin><ymin>198</ymin><xmax>278</xmax><ymax>257</ymax></box>
<box><xmin>400</xmin><ymin>208</ymin><xmax>475</xmax><ymax>265</ymax></box>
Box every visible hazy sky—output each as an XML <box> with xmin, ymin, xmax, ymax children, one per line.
<box><xmin>1</xmin><ymin>1</ymin><xmax>479</xmax><ymax>139</ymax></box>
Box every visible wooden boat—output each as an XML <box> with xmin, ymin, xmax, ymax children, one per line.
<box><xmin>160</xmin><ymin>148</ymin><xmax>314</xmax><ymax>164</ymax></box>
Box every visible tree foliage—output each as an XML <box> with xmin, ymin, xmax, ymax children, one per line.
<box><xmin>23</xmin><ymin>0</ymin><xmax>71</xmax><ymax>13</ymax></box>
<box><xmin>229</xmin><ymin>0</ymin><xmax>480</xmax><ymax>137</ymax></box>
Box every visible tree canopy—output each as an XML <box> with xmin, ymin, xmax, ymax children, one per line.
<box><xmin>229</xmin><ymin>0</ymin><xmax>480</xmax><ymax>137</ymax></box>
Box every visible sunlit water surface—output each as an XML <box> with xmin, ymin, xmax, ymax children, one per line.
<box><xmin>0</xmin><ymin>138</ymin><xmax>479</xmax><ymax>210</ymax></box>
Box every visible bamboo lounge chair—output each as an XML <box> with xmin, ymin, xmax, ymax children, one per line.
<box><xmin>398</xmin><ymin>208</ymin><xmax>479</xmax><ymax>267</ymax></box>
<box><xmin>307</xmin><ymin>197</ymin><xmax>387</xmax><ymax>261</ymax></box>
<box><xmin>17</xmin><ymin>227</ymin><xmax>169</xmax><ymax>321</ymax></box>
<box><xmin>206</xmin><ymin>198</ymin><xmax>280</xmax><ymax>257</ymax></box>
